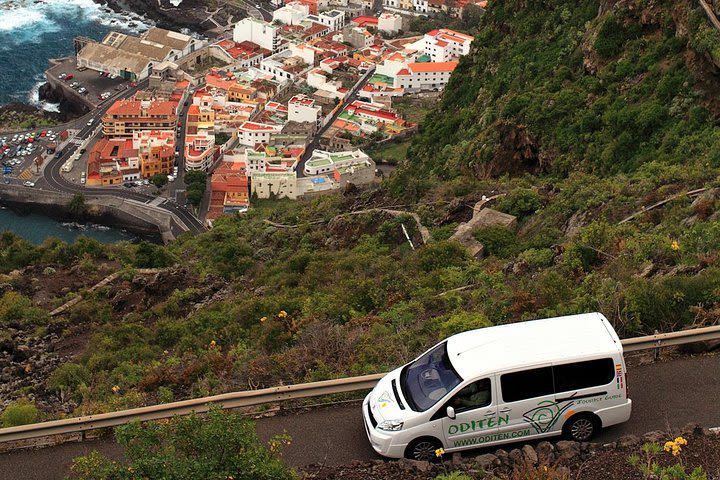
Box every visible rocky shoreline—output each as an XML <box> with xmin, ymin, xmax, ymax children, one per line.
<box><xmin>91</xmin><ymin>0</ymin><xmax>245</xmax><ymax>34</ymax></box>
<box><xmin>0</xmin><ymin>103</ymin><xmax>61</xmax><ymax>134</ymax></box>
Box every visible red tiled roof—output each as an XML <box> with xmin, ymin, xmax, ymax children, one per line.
<box><xmin>408</xmin><ymin>61</ymin><xmax>459</xmax><ymax>72</ymax></box>
<box><xmin>352</xmin><ymin>15</ymin><xmax>378</xmax><ymax>27</ymax></box>
<box><xmin>106</xmin><ymin>100</ymin><xmax>176</xmax><ymax>117</ymax></box>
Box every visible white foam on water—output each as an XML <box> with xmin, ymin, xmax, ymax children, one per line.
<box><xmin>0</xmin><ymin>0</ymin><xmax>152</xmax><ymax>39</ymax></box>
<box><xmin>26</xmin><ymin>77</ymin><xmax>60</xmax><ymax>113</ymax></box>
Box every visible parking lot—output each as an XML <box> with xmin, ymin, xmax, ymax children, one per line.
<box><xmin>1</xmin><ymin>130</ymin><xmax>68</xmax><ymax>187</ymax></box>
<box><xmin>47</xmin><ymin>58</ymin><xmax>135</xmax><ymax>109</ymax></box>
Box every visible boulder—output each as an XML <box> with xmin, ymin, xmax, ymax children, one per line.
<box><xmin>642</xmin><ymin>431</ymin><xmax>667</xmax><ymax>444</ymax></box>
<box><xmin>475</xmin><ymin>453</ymin><xmax>500</xmax><ymax>470</ymax></box>
<box><xmin>508</xmin><ymin>448</ymin><xmax>523</xmax><ymax>467</ymax></box>
<box><xmin>521</xmin><ymin>444</ymin><xmax>538</xmax><ymax>466</ymax></box>
<box><xmin>556</xmin><ymin>440</ymin><xmax>581</xmax><ymax>462</ymax></box>
<box><xmin>494</xmin><ymin>448</ymin><xmax>509</xmax><ymax>467</ymax></box>
<box><xmin>681</xmin><ymin>422</ymin><xmax>705</xmax><ymax>438</ymax></box>
<box><xmin>536</xmin><ymin>441</ymin><xmax>555</xmax><ymax>465</ymax></box>
<box><xmin>615</xmin><ymin>435</ymin><xmax>641</xmax><ymax>448</ymax></box>
<box><xmin>397</xmin><ymin>458</ymin><xmax>431</xmax><ymax>472</ymax></box>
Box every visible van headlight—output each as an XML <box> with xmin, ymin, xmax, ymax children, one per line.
<box><xmin>377</xmin><ymin>419</ymin><xmax>404</xmax><ymax>431</ymax></box>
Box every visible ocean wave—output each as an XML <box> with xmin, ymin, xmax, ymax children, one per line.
<box><xmin>26</xmin><ymin>75</ymin><xmax>60</xmax><ymax>113</ymax></box>
<box><xmin>0</xmin><ymin>0</ymin><xmax>152</xmax><ymax>38</ymax></box>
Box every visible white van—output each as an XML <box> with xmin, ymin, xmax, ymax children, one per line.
<box><xmin>363</xmin><ymin>312</ymin><xmax>631</xmax><ymax>461</ymax></box>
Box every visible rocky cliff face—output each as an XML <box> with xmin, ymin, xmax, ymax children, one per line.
<box><xmin>37</xmin><ymin>83</ymin><xmax>89</xmax><ymax>121</ymax></box>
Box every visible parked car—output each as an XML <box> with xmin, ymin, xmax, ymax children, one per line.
<box><xmin>59</xmin><ymin>73</ymin><xmax>67</xmax><ymax>80</ymax></box>
<box><xmin>23</xmin><ymin>181</ymin><xmax>35</xmax><ymax>187</ymax></box>
<box><xmin>65</xmin><ymin>74</ymin><xmax>74</xmax><ymax>81</ymax></box>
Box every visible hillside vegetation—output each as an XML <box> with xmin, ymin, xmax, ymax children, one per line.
<box><xmin>1</xmin><ymin>0</ymin><xmax>720</xmax><ymax>419</ymax></box>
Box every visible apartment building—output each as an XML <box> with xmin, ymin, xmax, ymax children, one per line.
<box><xmin>394</xmin><ymin>60</ymin><xmax>458</xmax><ymax>91</ymax></box>
<box><xmin>102</xmin><ymin>99</ymin><xmax>178</xmax><ymax>138</ymax></box>
<box><xmin>233</xmin><ymin>18</ymin><xmax>283</xmax><ymax>53</ymax></box>
<box><xmin>134</xmin><ymin>130</ymin><xmax>176</xmax><ymax>178</ymax></box>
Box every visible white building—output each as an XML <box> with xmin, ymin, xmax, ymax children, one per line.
<box><xmin>419</xmin><ymin>28</ymin><xmax>474</xmax><ymax>62</ymax></box>
<box><xmin>233</xmin><ymin>18</ymin><xmax>282</xmax><ymax>53</ymax></box>
<box><xmin>306</xmin><ymin>10</ymin><xmax>346</xmax><ymax>31</ymax></box>
<box><xmin>395</xmin><ymin>61</ymin><xmax>458</xmax><ymax>91</ymax></box>
<box><xmin>378</xmin><ymin>12</ymin><xmax>402</xmax><ymax>34</ymax></box>
<box><xmin>238</xmin><ymin>121</ymin><xmax>284</xmax><ymax>146</ymax></box>
<box><xmin>289</xmin><ymin>43</ymin><xmax>320</xmax><ymax>66</ymax></box>
<box><xmin>383</xmin><ymin>0</ymin><xmax>400</xmax><ymax>7</ymax></box>
<box><xmin>304</xmin><ymin>149</ymin><xmax>371</xmax><ymax>176</ymax></box>
<box><xmin>272</xmin><ymin>2</ymin><xmax>310</xmax><ymax>25</ymax></box>
<box><xmin>413</xmin><ymin>0</ymin><xmax>428</xmax><ymax>12</ymax></box>
<box><xmin>250</xmin><ymin>171</ymin><xmax>299</xmax><ymax>199</ymax></box>
<box><xmin>288</xmin><ymin>94</ymin><xmax>322</xmax><ymax>126</ymax></box>
<box><xmin>259</xmin><ymin>49</ymin><xmax>307</xmax><ymax>82</ymax></box>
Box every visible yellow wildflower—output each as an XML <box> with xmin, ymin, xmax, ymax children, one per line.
<box><xmin>260</xmin><ymin>316</ymin><xmax>267</xmax><ymax>322</ymax></box>
<box><xmin>112</xmin><ymin>385</ymin><xmax>120</xmax><ymax>394</ymax></box>
<box><xmin>674</xmin><ymin>436</ymin><xmax>687</xmax><ymax>446</ymax></box>
<box><xmin>210</xmin><ymin>340</ymin><xmax>216</xmax><ymax>348</ymax></box>
<box><xmin>671</xmin><ymin>240</ymin><xmax>680</xmax><ymax>251</ymax></box>
<box><xmin>278</xmin><ymin>310</ymin><xmax>288</xmax><ymax>318</ymax></box>
<box><xmin>435</xmin><ymin>448</ymin><xmax>445</xmax><ymax>457</ymax></box>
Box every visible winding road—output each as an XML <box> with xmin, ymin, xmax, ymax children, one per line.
<box><xmin>0</xmin><ymin>353</ymin><xmax>718</xmax><ymax>479</ymax></box>
<box><xmin>31</xmin><ymin>80</ymin><xmax>206</xmax><ymax>236</ymax></box>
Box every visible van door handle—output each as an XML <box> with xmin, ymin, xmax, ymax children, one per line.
<box><xmin>499</xmin><ymin>408</ymin><xmax>512</xmax><ymax>413</ymax></box>
<box><xmin>484</xmin><ymin>411</ymin><xmax>496</xmax><ymax>417</ymax></box>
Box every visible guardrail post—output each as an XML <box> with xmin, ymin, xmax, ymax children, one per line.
<box><xmin>654</xmin><ymin>329</ymin><xmax>660</xmax><ymax>361</ymax></box>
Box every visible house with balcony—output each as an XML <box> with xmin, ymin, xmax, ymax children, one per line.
<box><xmin>102</xmin><ymin>99</ymin><xmax>178</xmax><ymax>138</ymax></box>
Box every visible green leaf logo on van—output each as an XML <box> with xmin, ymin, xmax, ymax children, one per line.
<box><xmin>522</xmin><ymin>400</ymin><xmax>574</xmax><ymax>434</ymax></box>
<box><xmin>378</xmin><ymin>391</ymin><xmax>394</xmax><ymax>408</ymax></box>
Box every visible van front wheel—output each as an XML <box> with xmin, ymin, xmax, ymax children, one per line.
<box><xmin>563</xmin><ymin>414</ymin><xmax>598</xmax><ymax>442</ymax></box>
<box><xmin>406</xmin><ymin>437</ymin><xmax>443</xmax><ymax>461</ymax></box>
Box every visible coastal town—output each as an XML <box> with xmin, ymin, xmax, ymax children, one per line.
<box><xmin>1</xmin><ymin>0</ymin><xmax>477</xmax><ymax>233</ymax></box>
<box><xmin>4</xmin><ymin>1</ymin><xmax>720</xmax><ymax>479</ymax></box>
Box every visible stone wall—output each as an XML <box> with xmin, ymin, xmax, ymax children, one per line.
<box><xmin>0</xmin><ymin>186</ymin><xmax>171</xmax><ymax>242</ymax></box>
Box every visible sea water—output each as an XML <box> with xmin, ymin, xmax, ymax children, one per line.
<box><xmin>0</xmin><ymin>206</ymin><xmax>136</xmax><ymax>244</ymax></box>
<box><xmin>0</xmin><ymin>0</ymin><xmax>151</xmax><ymax>111</ymax></box>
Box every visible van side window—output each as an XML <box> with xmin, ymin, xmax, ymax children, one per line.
<box><xmin>554</xmin><ymin>358</ymin><xmax>615</xmax><ymax>393</ymax></box>
<box><xmin>449</xmin><ymin>378</ymin><xmax>491</xmax><ymax>412</ymax></box>
<box><xmin>501</xmin><ymin>367</ymin><xmax>553</xmax><ymax>403</ymax></box>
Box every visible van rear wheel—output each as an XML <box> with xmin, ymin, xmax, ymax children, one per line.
<box><xmin>563</xmin><ymin>414</ymin><xmax>598</xmax><ymax>442</ymax></box>
<box><xmin>406</xmin><ymin>437</ymin><xmax>442</xmax><ymax>461</ymax></box>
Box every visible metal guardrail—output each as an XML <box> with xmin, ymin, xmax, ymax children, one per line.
<box><xmin>1</xmin><ymin>326</ymin><xmax>719</xmax><ymax>444</ymax></box>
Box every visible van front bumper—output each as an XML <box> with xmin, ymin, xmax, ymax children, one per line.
<box><xmin>362</xmin><ymin>395</ymin><xmax>408</xmax><ymax>459</ymax></box>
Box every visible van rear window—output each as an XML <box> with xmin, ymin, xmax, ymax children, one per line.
<box><xmin>500</xmin><ymin>358</ymin><xmax>616</xmax><ymax>403</ymax></box>
<box><xmin>553</xmin><ymin>358</ymin><xmax>615</xmax><ymax>393</ymax></box>
<box><xmin>500</xmin><ymin>367</ymin><xmax>554</xmax><ymax>403</ymax></box>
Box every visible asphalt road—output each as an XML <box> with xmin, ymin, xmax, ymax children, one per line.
<box><xmin>297</xmin><ymin>67</ymin><xmax>376</xmax><ymax>177</ymax></box>
<box><xmin>1</xmin><ymin>354</ymin><xmax>718</xmax><ymax>479</ymax></box>
<box><xmin>35</xmin><ymin>80</ymin><xmax>206</xmax><ymax>235</ymax></box>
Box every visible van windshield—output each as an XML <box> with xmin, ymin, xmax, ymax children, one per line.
<box><xmin>400</xmin><ymin>342</ymin><xmax>462</xmax><ymax>412</ymax></box>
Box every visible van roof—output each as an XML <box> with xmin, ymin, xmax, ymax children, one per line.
<box><xmin>446</xmin><ymin>313</ymin><xmax>620</xmax><ymax>380</ymax></box>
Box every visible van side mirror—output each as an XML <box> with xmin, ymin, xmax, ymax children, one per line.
<box><xmin>446</xmin><ymin>406</ymin><xmax>456</xmax><ymax>419</ymax></box>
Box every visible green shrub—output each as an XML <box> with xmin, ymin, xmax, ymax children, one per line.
<box><xmin>0</xmin><ymin>291</ymin><xmax>47</xmax><ymax>326</ymax></box>
<box><xmin>69</xmin><ymin>407</ymin><xmax>294</xmax><ymax>480</ymax></box>
<box><xmin>48</xmin><ymin>363</ymin><xmax>91</xmax><ymax>393</ymax></box>
<box><xmin>1</xmin><ymin>399</ymin><xmax>39</xmax><ymax>427</ymax></box>
<box><xmin>439</xmin><ymin>311</ymin><xmax>491</xmax><ymax>338</ymax></box>
<box><xmin>497</xmin><ymin>188</ymin><xmax>541</xmax><ymax>219</ymax></box>
<box><xmin>474</xmin><ymin>227</ymin><xmax>519</xmax><ymax>258</ymax></box>
<box><xmin>518</xmin><ymin>248</ymin><xmax>555</xmax><ymax>268</ymax></box>
<box><xmin>595</xmin><ymin>14</ymin><xmax>641</xmax><ymax>59</ymax></box>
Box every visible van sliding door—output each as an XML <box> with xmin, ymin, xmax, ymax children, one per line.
<box><xmin>496</xmin><ymin>366</ymin><xmax>560</xmax><ymax>442</ymax></box>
